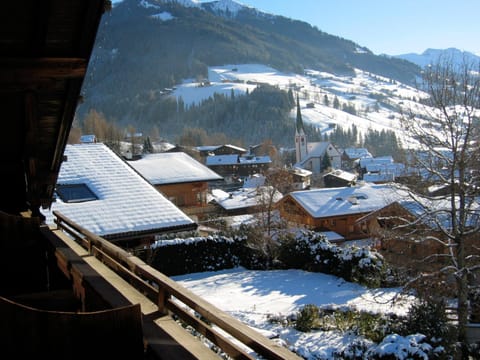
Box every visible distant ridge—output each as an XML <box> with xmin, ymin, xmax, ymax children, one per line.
<box><xmin>393</xmin><ymin>48</ymin><xmax>480</xmax><ymax>68</ymax></box>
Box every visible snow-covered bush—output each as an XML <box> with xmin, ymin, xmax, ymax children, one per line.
<box><xmin>146</xmin><ymin>234</ymin><xmax>246</xmax><ymax>275</ymax></box>
<box><xmin>399</xmin><ymin>299</ymin><xmax>455</xmax><ymax>357</ymax></box>
<box><xmin>278</xmin><ymin>230</ymin><xmax>387</xmax><ymax>287</ymax></box>
<box><xmin>364</xmin><ymin>333</ymin><xmax>441</xmax><ymax>360</ymax></box>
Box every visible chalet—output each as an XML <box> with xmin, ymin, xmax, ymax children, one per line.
<box><xmin>360</xmin><ymin>156</ymin><xmax>406</xmax><ymax>183</ymax></box>
<box><xmin>209</xmin><ymin>184</ymin><xmax>282</xmax><ymax>216</ymax></box>
<box><xmin>128</xmin><ymin>152</ymin><xmax>223</xmax><ymax>216</ymax></box>
<box><xmin>323</xmin><ymin>169</ymin><xmax>357</xmax><ymax>188</ymax></box>
<box><xmin>341</xmin><ymin>147</ymin><xmax>372</xmax><ymax>170</ymax></box>
<box><xmin>42</xmin><ymin>143</ymin><xmax>197</xmax><ymax>247</ymax></box>
<box><xmin>197</xmin><ymin>144</ymin><xmax>247</xmax><ymax>158</ymax></box>
<box><xmin>205</xmin><ymin>153</ymin><xmax>272</xmax><ymax>180</ymax></box>
<box><xmin>356</xmin><ymin>196</ymin><xmax>480</xmax><ymax>272</ymax></box>
<box><xmin>275</xmin><ymin>183</ymin><xmax>404</xmax><ymax>240</ymax></box>
<box><xmin>289</xmin><ymin>167</ymin><xmax>312</xmax><ymax>190</ymax></box>
<box><xmin>294</xmin><ymin>96</ymin><xmax>342</xmax><ymax>173</ymax></box>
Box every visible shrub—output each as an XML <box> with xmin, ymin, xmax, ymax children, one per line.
<box><xmin>364</xmin><ymin>333</ymin><xmax>441</xmax><ymax>360</ymax></box>
<box><xmin>278</xmin><ymin>230</ymin><xmax>387</xmax><ymax>287</ymax></box>
<box><xmin>147</xmin><ymin>234</ymin><xmax>246</xmax><ymax>276</ymax></box>
<box><xmin>294</xmin><ymin>304</ymin><xmax>320</xmax><ymax>332</ymax></box>
<box><xmin>334</xmin><ymin>339</ymin><xmax>372</xmax><ymax>360</ymax></box>
<box><xmin>399</xmin><ymin>299</ymin><xmax>455</xmax><ymax>358</ymax></box>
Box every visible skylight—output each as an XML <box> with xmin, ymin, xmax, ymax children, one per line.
<box><xmin>56</xmin><ymin>184</ymin><xmax>97</xmax><ymax>203</ymax></box>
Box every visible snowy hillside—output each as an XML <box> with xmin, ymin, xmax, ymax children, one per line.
<box><xmin>172</xmin><ymin>63</ymin><xmax>429</xmax><ymax>148</ymax></box>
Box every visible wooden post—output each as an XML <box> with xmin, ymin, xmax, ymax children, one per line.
<box><xmin>157</xmin><ymin>287</ymin><xmax>169</xmax><ymax>315</ymax></box>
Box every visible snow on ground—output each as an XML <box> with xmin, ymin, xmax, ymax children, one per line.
<box><xmin>172</xmin><ymin>63</ymin><xmax>432</xmax><ymax>148</ymax></box>
<box><xmin>173</xmin><ymin>267</ymin><xmax>415</xmax><ymax>359</ymax></box>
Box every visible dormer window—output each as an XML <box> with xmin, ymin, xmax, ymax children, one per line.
<box><xmin>56</xmin><ymin>184</ymin><xmax>97</xmax><ymax>203</ymax></box>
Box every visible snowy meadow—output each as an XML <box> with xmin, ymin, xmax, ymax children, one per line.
<box><xmin>173</xmin><ymin>267</ymin><xmax>422</xmax><ymax>359</ymax></box>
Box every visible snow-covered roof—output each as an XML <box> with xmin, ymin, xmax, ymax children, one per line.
<box><xmin>42</xmin><ymin>143</ymin><xmax>196</xmax><ymax>238</ymax></box>
<box><xmin>287</xmin><ymin>182</ymin><xmax>405</xmax><ymax>218</ymax></box>
<box><xmin>398</xmin><ymin>196</ymin><xmax>480</xmax><ymax>229</ymax></box>
<box><xmin>359</xmin><ymin>156</ymin><xmax>394</xmax><ymax>168</ymax></box>
<box><xmin>306</xmin><ymin>141</ymin><xmax>330</xmax><ymax>156</ymax></box>
<box><xmin>291</xmin><ymin>167</ymin><xmax>313</xmax><ymax>177</ymax></box>
<box><xmin>343</xmin><ymin>147</ymin><xmax>372</xmax><ymax>159</ymax></box>
<box><xmin>128</xmin><ymin>152</ymin><xmax>223</xmax><ymax>185</ymax></box>
<box><xmin>364</xmin><ymin>162</ymin><xmax>405</xmax><ymax>174</ymax></box>
<box><xmin>363</xmin><ymin>172</ymin><xmax>395</xmax><ymax>183</ymax></box>
<box><xmin>196</xmin><ymin>144</ymin><xmax>247</xmax><ymax>153</ymax></box>
<box><xmin>210</xmin><ymin>186</ymin><xmax>282</xmax><ymax>211</ymax></box>
<box><xmin>324</xmin><ymin>169</ymin><xmax>357</xmax><ymax>182</ymax></box>
<box><xmin>206</xmin><ymin>154</ymin><xmax>271</xmax><ymax>166</ymax></box>
<box><xmin>320</xmin><ymin>231</ymin><xmax>345</xmax><ymax>243</ymax></box>
<box><xmin>243</xmin><ymin>174</ymin><xmax>265</xmax><ymax>188</ymax></box>
<box><xmin>196</xmin><ymin>145</ymin><xmax>221</xmax><ymax>152</ymax></box>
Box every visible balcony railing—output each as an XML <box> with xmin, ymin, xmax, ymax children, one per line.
<box><xmin>53</xmin><ymin>210</ymin><xmax>301</xmax><ymax>360</ymax></box>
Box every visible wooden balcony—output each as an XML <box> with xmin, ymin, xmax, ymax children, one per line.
<box><xmin>16</xmin><ymin>210</ymin><xmax>301</xmax><ymax>359</ymax></box>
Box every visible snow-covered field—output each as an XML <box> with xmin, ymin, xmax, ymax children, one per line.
<box><xmin>173</xmin><ymin>267</ymin><xmax>416</xmax><ymax>359</ymax></box>
<box><xmin>172</xmin><ymin>63</ymin><xmax>430</xmax><ymax>147</ymax></box>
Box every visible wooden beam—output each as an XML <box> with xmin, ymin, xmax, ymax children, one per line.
<box><xmin>0</xmin><ymin>58</ymin><xmax>87</xmax><ymax>84</ymax></box>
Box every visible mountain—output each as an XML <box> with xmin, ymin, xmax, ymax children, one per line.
<box><xmin>78</xmin><ymin>0</ymin><xmax>421</xmax><ymax>144</ymax></box>
<box><xmin>393</xmin><ymin>48</ymin><xmax>480</xmax><ymax>68</ymax></box>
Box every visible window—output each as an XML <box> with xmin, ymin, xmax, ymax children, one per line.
<box><xmin>56</xmin><ymin>184</ymin><xmax>97</xmax><ymax>203</ymax></box>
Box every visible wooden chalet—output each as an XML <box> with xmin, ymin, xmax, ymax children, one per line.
<box><xmin>43</xmin><ymin>144</ymin><xmax>198</xmax><ymax>248</ymax></box>
<box><xmin>128</xmin><ymin>152</ymin><xmax>223</xmax><ymax>219</ymax></box>
<box><xmin>323</xmin><ymin>169</ymin><xmax>357</xmax><ymax>188</ymax></box>
<box><xmin>0</xmin><ymin>1</ymin><xmax>301</xmax><ymax>359</ymax></box>
<box><xmin>341</xmin><ymin>147</ymin><xmax>372</xmax><ymax>171</ymax></box>
<box><xmin>275</xmin><ymin>183</ymin><xmax>404</xmax><ymax>240</ymax></box>
<box><xmin>289</xmin><ymin>167</ymin><xmax>312</xmax><ymax>191</ymax></box>
<box><xmin>356</xmin><ymin>198</ymin><xmax>480</xmax><ymax>273</ymax></box>
<box><xmin>197</xmin><ymin>144</ymin><xmax>247</xmax><ymax>158</ymax></box>
<box><xmin>205</xmin><ymin>153</ymin><xmax>272</xmax><ymax>180</ymax></box>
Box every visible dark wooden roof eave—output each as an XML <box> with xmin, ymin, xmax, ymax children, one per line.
<box><xmin>0</xmin><ymin>0</ymin><xmax>111</xmax><ymax>215</ymax></box>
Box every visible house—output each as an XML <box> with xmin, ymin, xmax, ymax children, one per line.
<box><xmin>289</xmin><ymin>167</ymin><xmax>312</xmax><ymax>190</ymax></box>
<box><xmin>356</xmin><ymin>196</ymin><xmax>480</xmax><ymax>271</ymax></box>
<box><xmin>341</xmin><ymin>147</ymin><xmax>372</xmax><ymax>170</ymax></box>
<box><xmin>205</xmin><ymin>153</ymin><xmax>272</xmax><ymax>181</ymax></box>
<box><xmin>323</xmin><ymin>169</ymin><xmax>357</xmax><ymax>188</ymax></box>
<box><xmin>128</xmin><ymin>152</ymin><xmax>223</xmax><ymax>217</ymax></box>
<box><xmin>359</xmin><ymin>156</ymin><xmax>406</xmax><ymax>183</ymax></box>
<box><xmin>275</xmin><ymin>182</ymin><xmax>404</xmax><ymax>240</ymax></box>
<box><xmin>209</xmin><ymin>183</ymin><xmax>283</xmax><ymax>216</ymax></box>
<box><xmin>42</xmin><ymin>143</ymin><xmax>197</xmax><ymax>247</ymax></box>
<box><xmin>197</xmin><ymin>144</ymin><xmax>247</xmax><ymax>158</ymax></box>
<box><xmin>294</xmin><ymin>96</ymin><xmax>342</xmax><ymax>173</ymax></box>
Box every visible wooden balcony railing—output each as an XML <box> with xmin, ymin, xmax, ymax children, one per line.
<box><xmin>53</xmin><ymin>210</ymin><xmax>302</xmax><ymax>360</ymax></box>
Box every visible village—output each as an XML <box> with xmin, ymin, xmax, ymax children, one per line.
<box><xmin>48</xmin><ymin>97</ymin><xmax>417</xmax><ymax>250</ymax></box>
<box><xmin>2</xmin><ymin>1</ymin><xmax>479</xmax><ymax>359</ymax></box>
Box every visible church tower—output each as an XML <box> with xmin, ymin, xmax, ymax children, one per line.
<box><xmin>295</xmin><ymin>95</ymin><xmax>307</xmax><ymax>164</ymax></box>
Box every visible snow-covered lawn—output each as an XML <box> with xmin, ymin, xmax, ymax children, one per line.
<box><xmin>173</xmin><ymin>267</ymin><xmax>415</xmax><ymax>359</ymax></box>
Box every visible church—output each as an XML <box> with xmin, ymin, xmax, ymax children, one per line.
<box><xmin>294</xmin><ymin>96</ymin><xmax>342</xmax><ymax>174</ymax></box>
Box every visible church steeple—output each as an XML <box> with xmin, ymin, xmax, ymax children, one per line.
<box><xmin>295</xmin><ymin>94</ymin><xmax>305</xmax><ymax>135</ymax></box>
<box><xmin>294</xmin><ymin>94</ymin><xmax>307</xmax><ymax>164</ymax></box>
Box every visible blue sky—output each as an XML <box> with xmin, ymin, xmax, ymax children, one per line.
<box><xmin>236</xmin><ymin>0</ymin><xmax>480</xmax><ymax>56</ymax></box>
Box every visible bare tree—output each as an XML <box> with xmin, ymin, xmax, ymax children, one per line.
<box><xmin>399</xmin><ymin>56</ymin><xmax>480</xmax><ymax>356</ymax></box>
